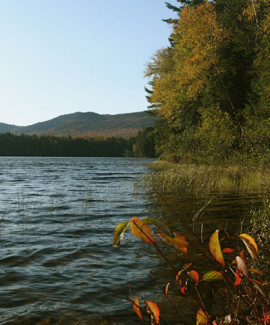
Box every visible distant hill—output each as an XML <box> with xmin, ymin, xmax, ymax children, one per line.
<box><xmin>0</xmin><ymin>122</ymin><xmax>17</xmax><ymax>133</ymax></box>
<box><xmin>0</xmin><ymin>111</ymin><xmax>156</xmax><ymax>138</ymax></box>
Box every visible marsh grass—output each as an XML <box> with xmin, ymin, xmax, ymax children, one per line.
<box><xmin>249</xmin><ymin>189</ymin><xmax>270</xmax><ymax>281</ymax></box>
<box><xmin>145</xmin><ymin>161</ymin><xmax>270</xmax><ymax>195</ymax></box>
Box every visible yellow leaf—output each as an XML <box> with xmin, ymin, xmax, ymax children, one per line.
<box><xmin>196</xmin><ymin>308</ymin><xmax>210</xmax><ymax>325</ymax></box>
<box><xmin>146</xmin><ymin>301</ymin><xmax>160</xmax><ymax>324</ymax></box>
<box><xmin>129</xmin><ymin>217</ymin><xmax>155</xmax><ymax>243</ymax></box>
<box><xmin>202</xmin><ymin>271</ymin><xmax>223</xmax><ymax>281</ymax></box>
<box><xmin>165</xmin><ymin>282</ymin><xmax>170</xmax><ymax>295</ymax></box>
<box><xmin>176</xmin><ymin>270</ymin><xmax>183</xmax><ymax>282</ymax></box>
<box><xmin>209</xmin><ymin>230</ymin><xmax>225</xmax><ymax>266</ymax></box>
<box><xmin>239</xmin><ymin>233</ymin><xmax>258</xmax><ymax>260</ymax></box>
<box><xmin>113</xmin><ymin>221</ymin><xmax>129</xmax><ymax>247</ymax></box>
<box><xmin>159</xmin><ymin>233</ymin><xmax>189</xmax><ymax>253</ymax></box>
<box><xmin>133</xmin><ymin>297</ymin><xmax>143</xmax><ymax>319</ymax></box>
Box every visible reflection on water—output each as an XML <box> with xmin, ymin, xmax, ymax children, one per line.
<box><xmin>0</xmin><ymin>157</ymin><xmax>261</xmax><ymax>324</ymax></box>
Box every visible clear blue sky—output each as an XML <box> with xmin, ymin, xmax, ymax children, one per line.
<box><xmin>0</xmin><ymin>0</ymin><xmax>176</xmax><ymax>126</ymax></box>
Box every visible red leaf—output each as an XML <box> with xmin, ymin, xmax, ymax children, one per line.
<box><xmin>179</xmin><ymin>280</ymin><xmax>186</xmax><ymax>295</ymax></box>
<box><xmin>234</xmin><ymin>269</ymin><xmax>242</xmax><ymax>286</ymax></box>
<box><xmin>222</xmin><ymin>248</ymin><xmax>234</xmax><ymax>254</ymax></box>
<box><xmin>189</xmin><ymin>270</ymin><xmax>199</xmax><ymax>285</ymax></box>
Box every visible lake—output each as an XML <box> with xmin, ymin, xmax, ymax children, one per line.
<box><xmin>0</xmin><ymin>157</ymin><xmax>260</xmax><ymax>325</ymax></box>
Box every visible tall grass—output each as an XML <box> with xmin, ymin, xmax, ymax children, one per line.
<box><xmin>249</xmin><ymin>189</ymin><xmax>270</xmax><ymax>281</ymax></box>
<box><xmin>145</xmin><ymin>161</ymin><xmax>270</xmax><ymax>195</ymax></box>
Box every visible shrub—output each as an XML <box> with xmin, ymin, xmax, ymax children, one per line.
<box><xmin>113</xmin><ymin>215</ymin><xmax>270</xmax><ymax>324</ymax></box>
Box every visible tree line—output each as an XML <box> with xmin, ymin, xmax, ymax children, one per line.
<box><xmin>0</xmin><ymin>133</ymin><xmax>136</xmax><ymax>157</ymax></box>
<box><xmin>144</xmin><ymin>0</ymin><xmax>270</xmax><ymax>164</ymax></box>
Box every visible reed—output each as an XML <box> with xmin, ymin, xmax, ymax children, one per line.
<box><xmin>145</xmin><ymin>161</ymin><xmax>270</xmax><ymax>195</ymax></box>
<box><xmin>249</xmin><ymin>189</ymin><xmax>270</xmax><ymax>281</ymax></box>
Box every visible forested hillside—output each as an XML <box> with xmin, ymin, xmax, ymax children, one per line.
<box><xmin>0</xmin><ymin>111</ymin><xmax>155</xmax><ymax>138</ymax></box>
<box><xmin>145</xmin><ymin>0</ymin><xmax>270</xmax><ymax>164</ymax></box>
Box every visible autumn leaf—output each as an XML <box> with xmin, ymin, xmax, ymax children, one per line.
<box><xmin>129</xmin><ymin>217</ymin><xmax>155</xmax><ymax>243</ymax></box>
<box><xmin>113</xmin><ymin>222</ymin><xmax>129</xmax><ymax>247</ymax></box>
<box><xmin>249</xmin><ymin>278</ymin><xmax>262</xmax><ymax>286</ymax></box>
<box><xmin>133</xmin><ymin>297</ymin><xmax>143</xmax><ymax>319</ymax></box>
<box><xmin>234</xmin><ymin>269</ymin><xmax>242</xmax><ymax>286</ymax></box>
<box><xmin>202</xmin><ymin>271</ymin><xmax>223</xmax><ymax>281</ymax></box>
<box><xmin>239</xmin><ymin>233</ymin><xmax>258</xmax><ymax>260</ymax></box>
<box><xmin>146</xmin><ymin>301</ymin><xmax>160</xmax><ymax>324</ymax></box>
<box><xmin>196</xmin><ymin>308</ymin><xmax>210</xmax><ymax>325</ymax></box>
<box><xmin>183</xmin><ymin>263</ymin><xmax>192</xmax><ymax>271</ymax></box>
<box><xmin>165</xmin><ymin>282</ymin><xmax>170</xmax><ymax>295</ymax></box>
<box><xmin>247</xmin><ymin>268</ymin><xmax>264</xmax><ymax>276</ymax></box>
<box><xmin>236</xmin><ymin>256</ymin><xmax>248</xmax><ymax>277</ymax></box>
<box><xmin>209</xmin><ymin>230</ymin><xmax>225</xmax><ymax>266</ymax></box>
<box><xmin>159</xmin><ymin>232</ymin><xmax>189</xmax><ymax>253</ymax></box>
<box><xmin>188</xmin><ymin>270</ymin><xmax>199</xmax><ymax>285</ymax></box>
<box><xmin>179</xmin><ymin>280</ymin><xmax>186</xmax><ymax>295</ymax></box>
<box><xmin>222</xmin><ymin>248</ymin><xmax>234</xmax><ymax>254</ymax></box>
<box><xmin>176</xmin><ymin>270</ymin><xmax>183</xmax><ymax>282</ymax></box>
<box><xmin>142</xmin><ymin>217</ymin><xmax>173</xmax><ymax>237</ymax></box>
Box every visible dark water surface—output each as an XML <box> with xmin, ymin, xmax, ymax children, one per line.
<box><xmin>0</xmin><ymin>157</ymin><xmax>261</xmax><ymax>325</ymax></box>
<box><xmin>0</xmin><ymin>157</ymin><xmax>162</xmax><ymax>325</ymax></box>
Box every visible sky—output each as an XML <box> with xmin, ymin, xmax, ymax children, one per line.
<box><xmin>0</xmin><ymin>0</ymin><xmax>176</xmax><ymax>126</ymax></box>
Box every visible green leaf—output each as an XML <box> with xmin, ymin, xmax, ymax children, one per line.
<box><xmin>113</xmin><ymin>221</ymin><xmax>129</xmax><ymax>247</ymax></box>
<box><xmin>142</xmin><ymin>217</ymin><xmax>173</xmax><ymax>237</ymax></box>
<box><xmin>202</xmin><ymin>271</ymin><xmax>223</xmax><ymax>281</ymax></box>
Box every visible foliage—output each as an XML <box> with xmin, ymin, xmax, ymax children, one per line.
<box><xmin>144</xmin><ymin>0</ymin><xmax>270</xmax><ymax>165</ymax></box>
<box><xmin>195</xmin><ymin>107</ymin><xmax>237</xmax><ymax>163</ymax></box>
<box><xmin>133</xmin><ymin>127</ymin><xmax>156</xmax><ymax>158</ymax></box>
<box><xmin>0</xmin><ymin>133</ymin><xmax>135</xmax><ymax>157</ymax></box>
<box><xmin>0</xmin><ymin>111</ymin><xmax>156</xmax><ymax>139</ymax></box>
<box><xmin>113</xmin><ymin>215</ymin><xmax>270</xmax><ymax>324</ymax></box>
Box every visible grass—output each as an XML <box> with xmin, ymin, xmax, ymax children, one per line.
<box><xmin>248</xmin><ymin>189</ymin><xmax>270</xmax><ymax>281</ymax></box>
<box><xmin>145</xmin><ymin>161</ymin><xmax>270</xmax><ymax>195</ymax></box>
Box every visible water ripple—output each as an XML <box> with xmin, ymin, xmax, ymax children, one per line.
<box><xmin>0</xmin><ymin>157</ymin><xmax>158</xmax><ymax>324</ymax></box>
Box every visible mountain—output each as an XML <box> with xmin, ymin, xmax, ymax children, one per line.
<box><xmin>0</xmin><ymin>111</ymin><xmax>155</xmax><ymax>138</ymax></box>
<box><xmin>0</xmin><ymin>122</ymin><xmax>18</xmax><ymax>133</ymax></box>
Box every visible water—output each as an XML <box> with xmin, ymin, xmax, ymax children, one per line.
<box><xmin>0</xmin><ymin>157</ymin><xmax>160</xmax><ymax>325</ymax></box>
<box><xmin>0</xmin><ymin>157</ymin><xmax>261</xmax><ymax>325</ymax></box>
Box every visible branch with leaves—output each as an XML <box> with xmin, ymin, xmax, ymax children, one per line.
<box><xmin>113</xmin><ymin>215</ymin><xmax>270</xmax><ymax>324</ymax></box>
